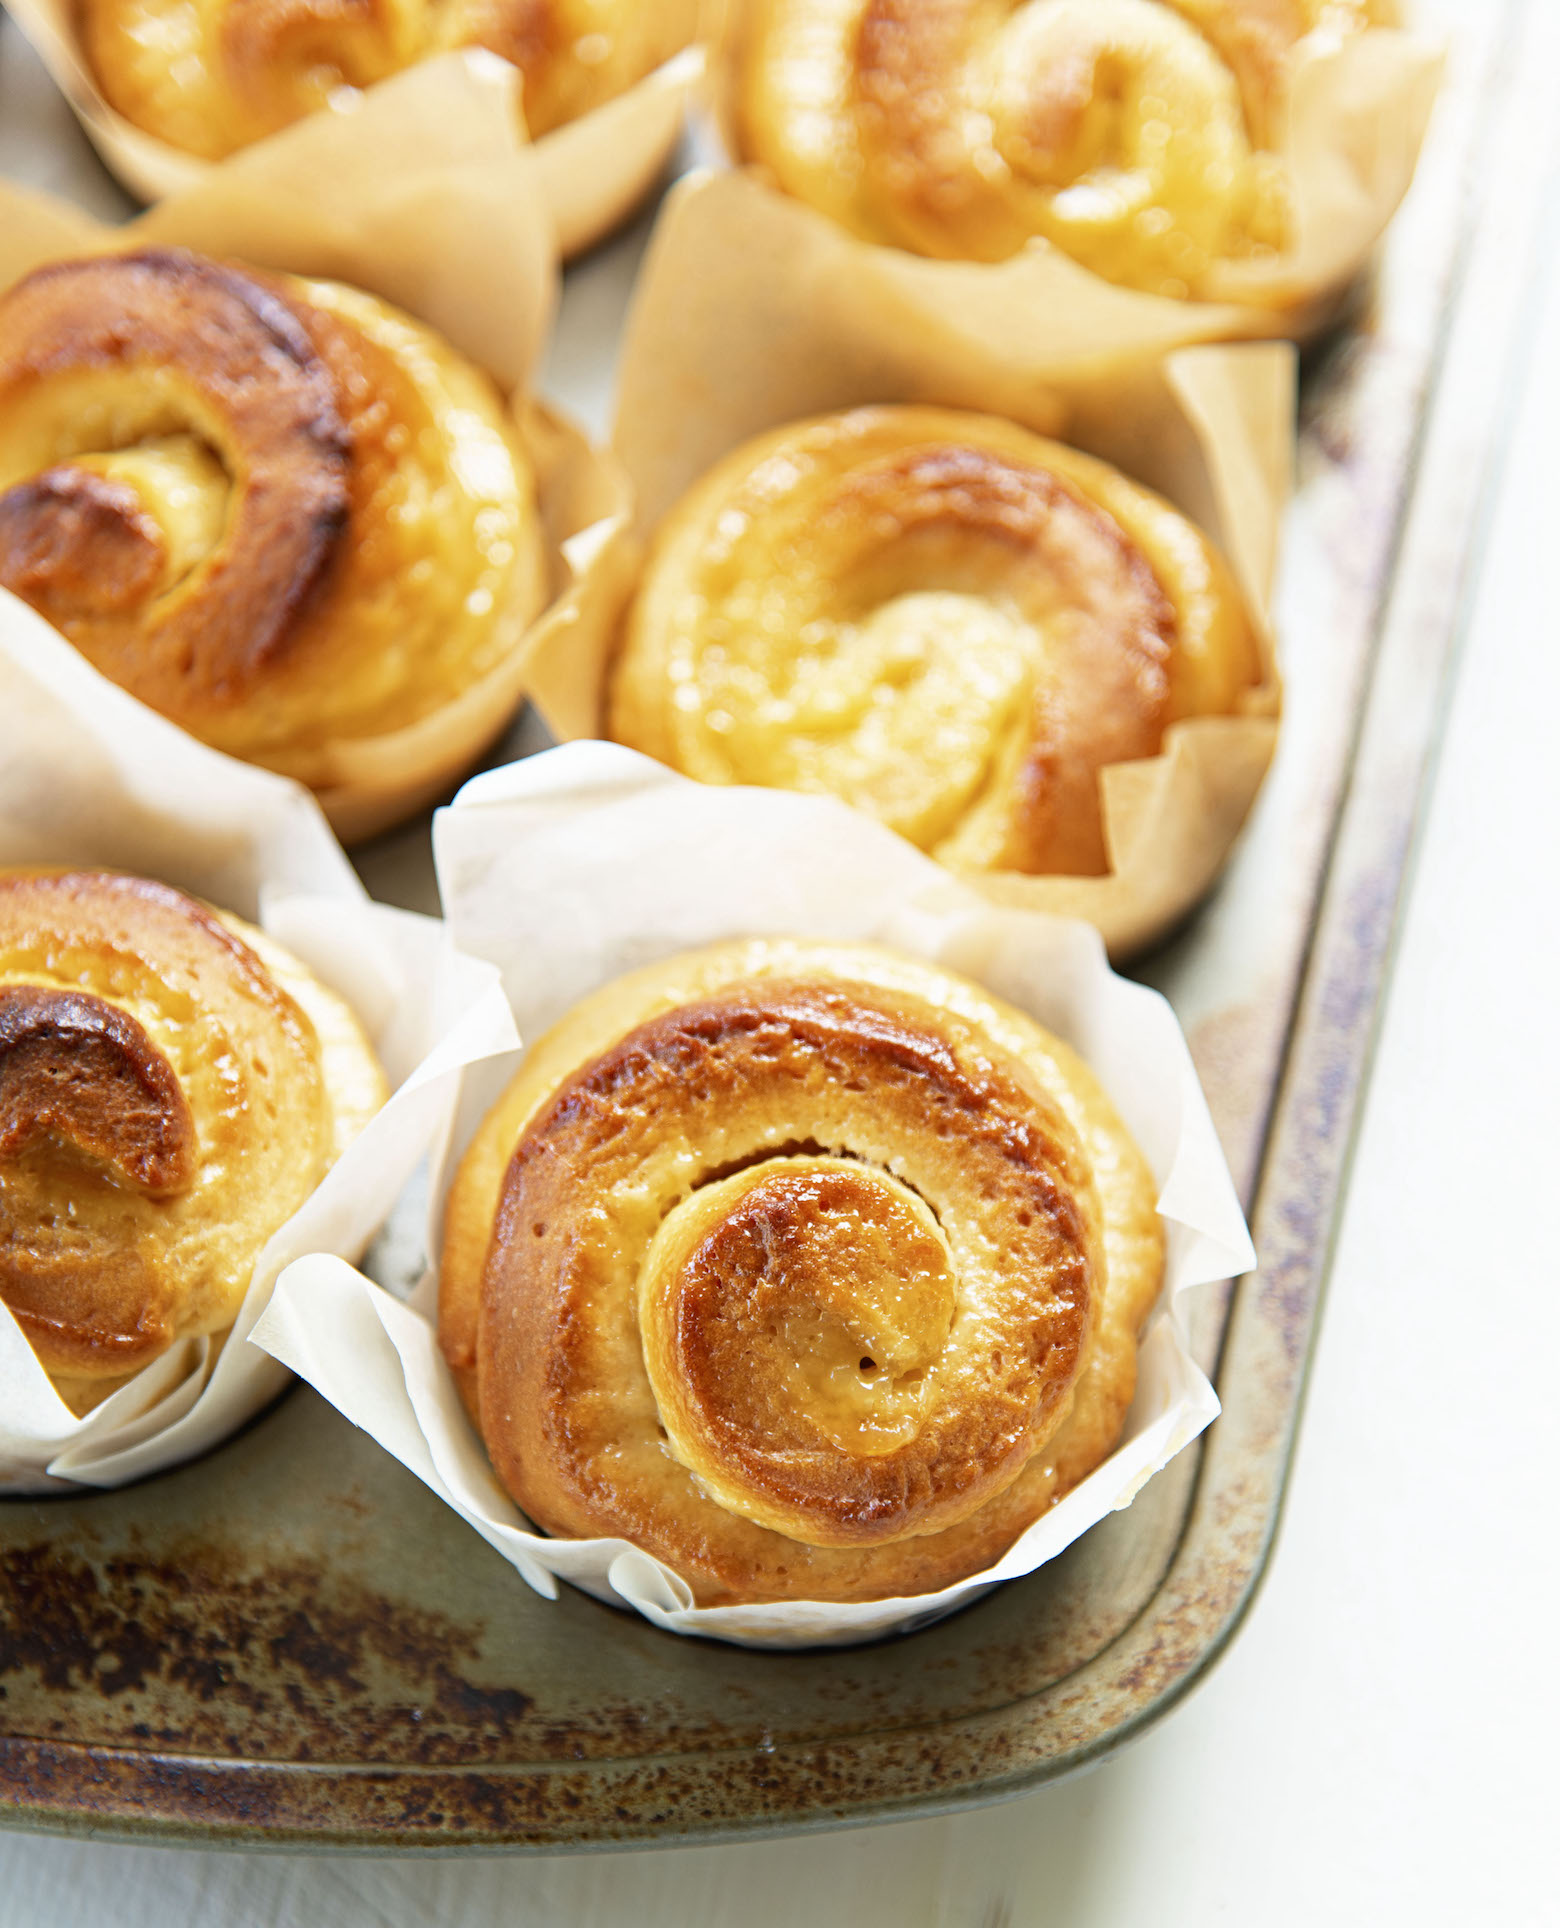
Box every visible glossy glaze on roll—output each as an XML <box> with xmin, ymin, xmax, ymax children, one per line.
<box><xmin>440</xmin><ymin>940</ymin><xmax>1164</xmax><ymax>1604</ymax></box>
<box><xmin>609</xmin><ymin>406</ymin><xmax>1262</xmax><ymax>881</ymax></box>
<box><xmin>733</xmin><ymin>0</ymin><xmax>1395</xmax><ymax>296</ymax></box>
<box><xmin>78</xmin><ymin>0</ymin><xmax>699</xmax><ymax>160</ymax></box>
<box><xmin>0</xmin><ymin>868</ymin><xmax>386</xmax><ymax>1412</ymax></box>
<box><xmin>0</xmin><ymin>248</ymin><xmax>547</xmax><ymax>815</ymax></box>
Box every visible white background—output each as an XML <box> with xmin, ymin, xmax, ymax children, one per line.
<box><xmin>1</xmin><ymin>2</ymin><xmax>1558</xmax><ymax>1919</ymax></box>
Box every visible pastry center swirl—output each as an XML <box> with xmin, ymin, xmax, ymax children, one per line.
<box><xmin>0</xmin><ymin>869</ymin><xmax>341</xmax><ymax>1382</ymax></box>
<box><xmin>852</xmin><ymin>0</ymin><xmax>1291</xmax><ymax>286</ymax></box>
<box><xmin>484</xmin><ymin>978</ymin><xmax>1098</xmax><ymax>1547</ymax></box>
<box><xmin>0</xmin><ymin>984</ymin><xmax>196</xmax><ymax>1196</ymax></box>
<box><xmin>641</xmin><ymin>1157</ymin><xmax>957</xmax><ymax>1467</ymax></box>
<box><xmin>734</xmin><ymin>0</ymin><xmax>1383</xmax><ymax>293</ymax></box>
<box><xmin>0</xmin><ymin>249</ymin><xmax>349</xmax><ymax>702</ymax></box>
<box><xmin>611</xmin><ymin>417</ymin><xmax>1180</xmax><ymax>878</ymax></box>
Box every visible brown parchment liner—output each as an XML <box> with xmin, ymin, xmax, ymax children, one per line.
<box><xmin>0</xmin><ymin>57</ymin><xmax>635</xmax><ymax>844</ymax></box>
<box><xmin>0</xmin><ymin>0</ymin><xmax>705</xmax><ymax>257</ymax></box>
<box><xmin>705</xmin><ymin>1</ymin><xmax>1443</xmax><ymax>352</ymax></box>
<box><xmin>520</xmin><ymin>168</ymin><xmax>1289</xmax><ymax>960</ymax></box>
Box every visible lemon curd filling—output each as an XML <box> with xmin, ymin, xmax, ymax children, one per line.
<box><xmin>610</xmin><ymin>407</ymin><xmax>1262</xmax><ymax>879</ymax></box>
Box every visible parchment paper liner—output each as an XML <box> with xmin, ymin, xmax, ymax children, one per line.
<box><xmin>255</xmin><ymin>741</ymin><xmax>1254</xmax><ymax>1649</ymax></box>
<box><xmin>0</xmin><ymin>63</ymin><xmax>635</xmax><ymax>842</ymax></box>
<box><xmin>519</xmin><ymin>167</ymin><xmax>1288</xmax><ymax>960</ymax></box>
<box><xmin>707</xmin><ymin>4</ymin><xmax>1443</xmax><ymax>348</ymax></box>
<box><xmin>1</xmin><ymin>0</ymin><xmax>707</xmax><ymax>257</ymax></box>
<box><xmin>0</xmin><ymin>588</ymin><xmax>522</xmax><ymax>1495</ymax></box>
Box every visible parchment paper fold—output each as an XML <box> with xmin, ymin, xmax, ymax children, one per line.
<box><xmin>256</xmin><ymin>742</ymin><xmax>1254</xmax><ymax>1648</ymax></box>
<box><xmin>523</xmin><ymin>167</ymin><xmax>1291</xmax><ymax>958</ymax></box>
<box><xmin>0</xmin><ymin>589</ymin><xmax>521</xmax><ymax>1494</ymax></box>
<box><xmin>706</xmin><ymin>5</ymin><xmax>1444</xmax><ymax>348</ymax></box>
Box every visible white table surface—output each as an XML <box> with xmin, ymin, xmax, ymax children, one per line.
<box><xmin>2</xmin><ymin>10</ymin><xmax>1558</xmax><ymax>1923</ymax></box>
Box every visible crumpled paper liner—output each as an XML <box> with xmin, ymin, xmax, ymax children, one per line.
<box><xmin>0</xmin><ymin>588</ymin><xmax>522</xmax><ymax>1494</ymax></box>
<box><xmin>254</xmin><ymin>741</ymin><xmax>1254</xmax><ymax>1649</ymax></box>
<box><xmin>521</xmin><ymin>166</ymin><xmax>1288</xmax><ymax>959</ymax></box>
<box><xmin>1</xmin><ymin>0</ymin><xmax>706</xmax><ymax>257</ymax></box>
<box><xmin>0</xmin><ymin>70</ymin><xmax>635</xmax><ymax>841</ymax></box>
<box><xmin>708</xmin><ymin>4</ymin><xmax>1443</xmax><ymax>347</ymax></box>
<box><xmin>531</xmin><ymin>44</ymin><xmax>705</xmax><ymax>258</ymax></box>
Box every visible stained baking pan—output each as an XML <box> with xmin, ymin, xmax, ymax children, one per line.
<box><xmin>0</xmin><ymin>0</ymin><xmax>1528</xmax><ymax>1849</ymax></box>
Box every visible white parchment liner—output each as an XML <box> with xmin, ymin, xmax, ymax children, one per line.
<box><xmin>1</xmin><ymin>0</ymin><xmax>706</xmax><ymax>257</ymax></box>
<box><xmin>708</xmin><ymin>4</ymin><xmax>1444</xmax><ymax>348</ymax></box>
<box><xmin>0</xmin><ymin>58</ymin><xmax>636</xmax><ymax>842</ymax></box>
<box><xmin>0</xmin><ymin>589</ymin><xmax>521</xmax><ymax>1494</ymax></box>
<box><xmin>525</xmin><ymin>165</ymin><xmax>1291</xmax><ymax>960</ymax></box>
<box><xmin>255</xmin><ymin>742</ymin><xmax>1253</xmax><ymax>1648</ymax></box>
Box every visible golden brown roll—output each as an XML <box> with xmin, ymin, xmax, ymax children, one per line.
<box><xmin>78</xmin><ymin>0</ymin><xmax>699</xmax><ymax>161</ymax></box>
<box><xmin>0</xmin><ymin>867</ymin><xmax>386</xmax><ymax>1413</ymax></box>
<box><xmin>609</xmin><ymin>406</ymin><xmax>1263</xmax><ymax>883</ymax></box>
<box><xmin>440</xmin><ymin>939</ymin><xmax>1163</xmax><ymax>1604</ymax></box>
<box><xmin>732</xmin><ymin>0</ymin><xmax>1396</xmax><ymax>296</ymax></box>
<box><xmin>0</xmin><ymin>247</ymin><xmax>547</xmax><ymax>838</ymax></box>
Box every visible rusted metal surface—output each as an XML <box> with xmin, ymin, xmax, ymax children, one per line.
<box><xmin>0</xmin><ymin>0</ymin><xmax>1532</xmax><ymax>1850</ymax></box>
<box><xmin>0</xmin><ymin>1391</ymin><xmax>1197</xmax><ymax>1845</ymax></box>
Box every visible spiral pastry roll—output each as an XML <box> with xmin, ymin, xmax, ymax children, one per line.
<box><xmin>78</xmin><ymin>0</ymin><xmax>699</xmax><ymax>160</ymax></box>
<box><xmin>440</xmin><ymin>940</ymin><xmax>1163</xmax><ymax>1604</ymax></box>
<box><xmin>0</xmin><ymin>247</ymin><xmax>546</xmax><ymax>828</ymax></box>
<box><xmin>0</xmin><ymin>868</ymin><xmax>386</xmax><ymax>1413</ymax></box>
<box><xmin>733</xmin><ymin>0</ymin><xmax>1392</xmax><ymax>296</ymax></box>
<box><xmin>609</xmin><ymin>407</ymin><xmax>1262</xmax><ymax>882</ymax></box>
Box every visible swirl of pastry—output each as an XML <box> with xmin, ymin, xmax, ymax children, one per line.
<box><xmin>733</xmin><ymin>0</ymin><xmax>1391</xmax><ymax>295</ymax></box>
<box><xmin>440</xmin><ymin>940</ymin><xmax>1164</xmax><ymax>1604</ymax></box>
<box><xmin>609</xmin><ymin>406</ymin><xmax>1262</xmax><ymax>881</ymax></box>
<box><xmin>0</xmin><ymin>868</ymin><xmax>386</xmax><ymax>1412</ymax></box>
<box><xmin>0</xmin><ymin>248</ymin><xmax>547</xmax><ymax>818</ymax></box>
<box><xmin>78</xmin><ymin>0</ymin><xmax>699</xmax><ymax>160</ymax></box>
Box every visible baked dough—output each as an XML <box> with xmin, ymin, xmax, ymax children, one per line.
<box><xmin>733</xmin><ymin>0</ymin><xmax>1395</xmax><ymax>296</ymax></box>
<box><xmin>0</xmin><ymin>867</ymin><xmax>386</xmax><ymax>1412</ymax></box>
<box><xmin>78</xmin><ymin>0</ymin><xmax>699</xmax><ymax>160</ymax></box>
<box><xmin>0</xmin><ymin>247</ymin><xmax>548</xmax><ymax>837</ymax></box>
<box><xmin>609</xmin><ymin>406</ymin><xmax>1262</xmax><ymax>880</ymax></box>
<box><xmin>440</xmin><ymin>939</ymin><xmax>1164</xmax><ymax>1604</ymax></box>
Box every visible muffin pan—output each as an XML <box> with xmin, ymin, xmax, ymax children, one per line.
<box><xmin>0</xmin><ymin>0</ymin><xmax>1523</xmax><ymax>1849</ymax></box>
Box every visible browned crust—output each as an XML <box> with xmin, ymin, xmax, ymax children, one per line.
<box><xmin>465</xmin><ymin>979</ymin><xmax>1099</xmax><ymax>1593</ymax></box>
<box><xmin>0</xmin><ymin>248</ymin><xmax>349</xmax><ymax>703</ymax></box>
<box><xmin>219</xmin><ymin>0</ymin><xmax>392</xmax><ymax>104</ymax></box>
<box><xmin>668</xmin><ymin>1162</ymin><xmax>957</xmax><ymax>1518</ymax></box>
<box><xmin>0</xmin><ymin>1256</ymin><xmax>172</xmax><ymax>1377</ymax></box>
<box><xmin>852</xmin><ymin>0</ymin><xmax>988</xmax><ymax>240</ymax></box>
<box><xmin>0</xmin><ymin>868</ymin><xmax>274</xmax><ymax>989</ymax></box>
<box><xmin>851</xmin><ymin>0</ymin><xmax>1317</xmax><ymax>189</ymax></box>
<box><xmin>0</xmin><ymin>868</ymin><xmax>316</xmax><ymax>1381</ymax></box>
<box><xmin>832</xmin><ymin>442</ymin><xmax>1176</xmax><ymax>874</ymax></box>
<box><xmin>1172</xmin><ymin>0</ymin><xmax>1331</xmax><ymax>147</ymax></box>
<box><xmin>454</xmin><ymin>0</ymin><xmax>558</xmax><ymax>83</ymax></box>
<box><xmin>0</xmin><ymin>466</ymin><xmax>166</xmax><ymax>617</ymax></box>
<box><xmin>615</xmin><ymin>419</ymin><xmax>1179</xmax><ymax>879</ymax></box>
<box><xmin>0</xmin><ymin>984</ymin><xmax>195</xmax><ymax>1195</ymax></box>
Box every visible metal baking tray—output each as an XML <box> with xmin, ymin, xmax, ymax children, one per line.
<box><xmin>0</xmin><ymin>0</ymin><xmax>1525</xmax><ymax>1849</ymax></box>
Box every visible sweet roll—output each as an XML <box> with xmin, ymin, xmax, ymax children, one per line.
<box><xmin>439</xmin><ymin>939</ymin><xmax>1164</xmax><ymax>1604</ymax></box>
<box><xmin>608</xmin><ymin>406</ymin><xmax>1262</xmax><ymax>882</ymax></box>
<box><xmin>0</xmin><ymin>867</ymin><xmax>386</xmax><ymax>1412</ymax></box>
<box><xmin>78</xmin><ymin>0</ymin><xmax>700</xmax><ymax>160</ymax></box>
<box><xmin>0</xmin><ymin>247</ymin><xmax>547</xmax><ymax>830</ymax></box>
<box><xmin>732</xmin><ymin>0</ymin><xmax>1394</xmax><ymax>296</ymax></box>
